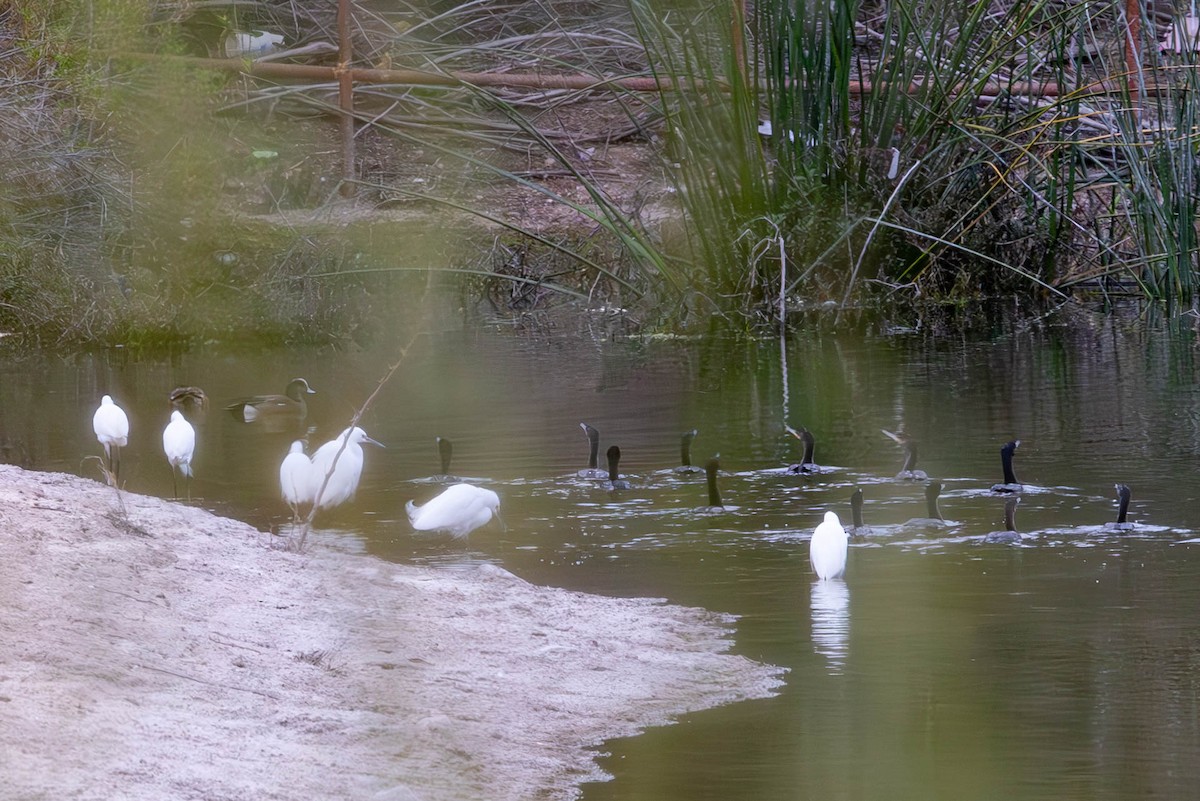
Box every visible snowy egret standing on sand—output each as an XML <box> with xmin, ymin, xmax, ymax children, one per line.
<box><xmin>407</xmin><ymin>484</ymin><xmax>503</xmax><ymax>538</ymax></box>
<box><xmin>279</xmin><ymin>440</ymin><xmax>314</xmax><ymax>523</ymax></box>
<box><xmin>809</xmin><ymin>511</ymin><xmax>849</xmax><ymax>580</ymax></box>
<box><xmin>309</xmin><ymin>426</ymin><xmax>384</xmax><ymax>511</ymax></box>
<box><xmin>162</xmin><ymin>410</ymin><xmax>196</xmax><ymax>500</ymax></box>
<box><xmin>92</xmin><ymin>395</ymin><xmax>129</xmax><ymax>483</ymax></box>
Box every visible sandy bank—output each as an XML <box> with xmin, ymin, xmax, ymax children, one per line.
<box><xmin>0</xmin><ymin>465</ymin><xmax>784</xmax><ymax>800</ymax></box>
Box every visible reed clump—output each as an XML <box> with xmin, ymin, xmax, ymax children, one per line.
<box><xmin>634</xmin><ymin>0</ymin><xmax>1200</xmax><ymax>317</ymax></box>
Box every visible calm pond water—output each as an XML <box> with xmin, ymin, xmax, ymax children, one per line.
<box><xmin>2</xmin><ymin>305</ymin><xmax>1199</xmax><ymax>800</ymax></box>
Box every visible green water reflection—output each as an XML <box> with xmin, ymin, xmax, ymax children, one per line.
<box><xmin>1</xmin><ymin>306</ymin><xmax>1198</xmax><ymax>800</ymax></box>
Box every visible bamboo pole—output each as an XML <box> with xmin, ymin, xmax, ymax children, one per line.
<box><xmin>110</xmin><ymin>51</ymin><xmax>1168</xmax><ymax>100</ymax></box>
<box><xmin>1125</xmin><ymin>0</ymin><xmax>1142</xmax><ymax>111</ymax></box>
<box><xmin>337</xmin><ymin>0</ymin><xmax>355</xmax><ymax>197</ymax></box>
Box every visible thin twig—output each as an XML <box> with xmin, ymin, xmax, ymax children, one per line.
<box><xmin>136</xmin><ymin>663</ymin><xmax>281</xmax><ymax>701</ymax></box>
<box><xmin>295</xmin><ymin>331</ymin><xmax>427</xmax><ymax>550</ymax></box>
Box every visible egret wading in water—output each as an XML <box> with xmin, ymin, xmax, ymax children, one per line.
<box><xmin>982</xmin><ymin>496</ymin><xmax>1023</xmax><ymax>544</ymax></box>
<box><xmin>225</xmin><ymin>378</ymin><xmax>316</xmax><ymax>424</ymax></box>
<box><xmin>92</xmin><ymin>395</ymin><xmax>129</xmax><ymax>484</ymax></box>
<box><xmin>675</xmin><ymin>429</ymin><xmax>703</xmax><ymax>474</ymax></box>
<box><xmin>279</xmin><ymin>440</ymin><xmax>314</xmax><ymax>524</ymax></box>
<box><xmin>162</xmin><ymin>410</ymin><xmax>196</xmax><ymax>501</ymax></box>
<box><xmin>577</xmin><ymin>423</ymin><xmax>607</xmax><ymax>479</ymax></box>
<box><xmin>1107</xmin><ymin>483</ymin><xmax>1135</xmax><ymax>532</ymax></box>
<box><xmin>785</xmin><ymin>425</ymin><xmax>823</xmax><ymax>474</ymax></box>
<box><xmin>309</xmin><ymin>426</ymin><xmax>384</xmax><ymax>511</ymax></box>
<box><xmin>605</xmin><ymin>445</ymin><xmax>630</xmax><ymax>491</ymax></box>
<box><xmin>991</xmin><ymin>440</ymin><xmax>1023</xmax><ymax>493</ymax></box>
<box><xmin>810</xmin><ymin>511</ymin><xmax>849</xmax><ymax>580</ymax></box>
<box><xmin>407</xmin><ymin>484</ymin><xmax>503</xmax><ymax>539</ymax></box>
<box><xmin>882</xmin><ymin>429</ymin><xmax>928</xmax><ymax>481</ymax></box>
<box><xmin>698</xmin><ymin>456</ymin><xmax>724</xmax><ymax>512</ymax></box>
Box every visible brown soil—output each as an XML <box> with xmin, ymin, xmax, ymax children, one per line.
<box><xmin>0</xmin><ymin>465</ymin><xmax>784</xmax><ymax>800</ymax></box>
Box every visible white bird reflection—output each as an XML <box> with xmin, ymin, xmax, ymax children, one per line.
<box><xmin>810</xmin><ymin>579</ymin><xmax>850</xmax><ymax>674</ymax></box>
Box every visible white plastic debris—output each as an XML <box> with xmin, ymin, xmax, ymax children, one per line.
<box><xmin>224</xmin><ymin>31</ymin><xmax>285</xmax><ymax>59</ymax></box>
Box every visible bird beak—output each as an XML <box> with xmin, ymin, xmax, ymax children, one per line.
<box><xmin>364</xmin><ymin>436</ymin><xmax>385</xmax><ymax>448</ymax></box>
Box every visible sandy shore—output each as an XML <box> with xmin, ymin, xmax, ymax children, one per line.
<box><xmin>0</xmin><ymin>465</ymin><xmax>784</xmax><ymax>800</ymax></box>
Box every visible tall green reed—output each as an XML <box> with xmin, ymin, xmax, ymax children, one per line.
<box><xmin>631</xmin><ymin>0</ymin><xmax>1200</xmax><ymax>313</ymax></box>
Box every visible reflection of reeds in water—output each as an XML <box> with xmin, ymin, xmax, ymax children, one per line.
<box><xmin>810</xmin><ymin>579</ymin><xmax>850</xmax><ymax>674</ymax></box>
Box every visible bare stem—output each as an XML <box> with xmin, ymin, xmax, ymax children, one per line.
<box><xmin>294</xmin><ymin>332</ymin><xmax>428</xmax><ymax>551</ymax></box>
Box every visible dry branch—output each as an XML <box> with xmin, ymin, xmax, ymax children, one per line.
<box><xmin>110</xmin><ymin>51</ymin><xmax>1169</xmax><ymax>100</ymax></box>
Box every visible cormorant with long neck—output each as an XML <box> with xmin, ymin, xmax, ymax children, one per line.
<box><xmin>982</xmin><ymin>496</ymin><xmax>1023</xmax><ymax>544</ymax></box>
<box><xmin>675</xmin><ymin>429</ymin><xmax>703</xmax><ymax>474</ymax></box>
<box><xmin>437</xmin><ymin>436</ymin><xmax>452</xmax><ymax>475</ymax></box>
<box><xmin>429</xmin><ymin>436</ymin><xmax>459</xmax><ymax>482</ymax></box>
<box><xmin>577</xmin><ymin>423</ymin><xmax>608</xmax><ymax>479</ymax></box>
<box><xmin>903</xmin><ymin>480</ymin><xmax>951</xmax><ymax>529</ymax></box>
<box><xmin>847</xmin><ymin>487</ymin><xmax>872</xmax><ymax>537</ymax></box>
<box><xmin>1106</xmin><ymin>483</ymin><xmax>1135</xmax><ymax>532</ymax></box>
<box><xmin>605</xmin><ymin>445</ymin><xmax>630</xmax><ymax>491</ymax></box>
<box><xmin>990</xmin><ymin>439</ymin><xmax>1023</xmax><ymax>493</ymax></box>
<box><xmin>882</xmin><ymin>429</ymin><xmax>928</xmax><ymax>481</ymax></box>
<box><xmin>785</xmin><ymin>425</ymin><xmax>822</xmax><ymax>474</ymax></box>
<box><xmin>698</xmin><ymin>456</ymin><xmax>724</xmax><ymax>512</ymax></box>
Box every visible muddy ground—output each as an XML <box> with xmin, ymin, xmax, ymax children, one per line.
<box><xmin>0</xmin><ymin>464</ymin><xmax>784</xmax><ymax>800</ymax></box>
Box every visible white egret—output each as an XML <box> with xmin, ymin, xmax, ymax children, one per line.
<box><xmin>279</xmin><ymin>440</ymin><xmax>315</xmax><ymax>523</ymax></box>
<box><xmin>407</xmin><ymin>483</ymin><xmax>503</xmax><ymax>539</ymax></box>
<box><xmin>577</xmin><ymin>422</ymin><xmax>607</xmax><ymax>479</ymax></box>
<box><xmin>162</xmin><ymin>410</ymin><xmax>196</xmax><ymax>501</ymax></box>
<box><xmin>309</xmin><ymin>426</ymin><xmax>384</xmax><ymax>511</ymax></box>
<box><xmin>225</xmin><ymin>378</ymin><xmax>316</xmax><ymax>424</ymax></box>
<box><xmin>92</xmin><ymin>395</ymin><xmax>129</xmax><ymax>483</ymax></box>
<box><xmin>990</xmin><ymin>439</ymin><xmax>1023</xmax><ymax>493</ymax></box>
<box><xmin>809</xmin><ymin>511</ymin><xmax>849</xmax><ymax>580</ymax></box>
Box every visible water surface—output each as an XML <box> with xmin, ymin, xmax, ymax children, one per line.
<box><xmin>2</xmin><ymin>306</ymin><xmax>1198</xmax><ymax>800</ymax></box>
